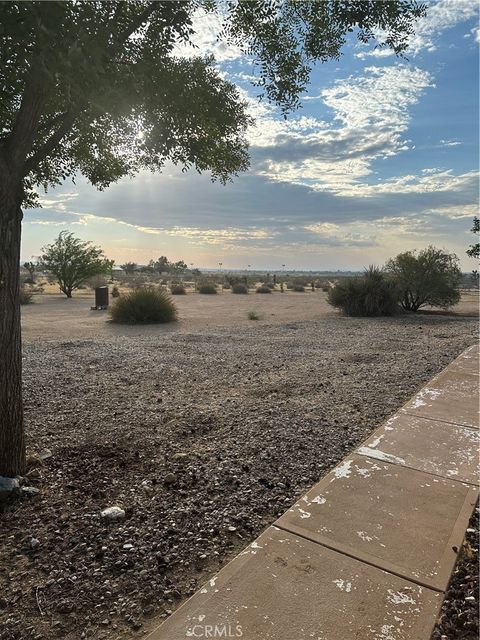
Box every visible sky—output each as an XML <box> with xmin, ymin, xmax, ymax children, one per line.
<box><xmin>22</xmin><ymin>0</ymin><xmax>479</xmax><ymax>271</ymax></box>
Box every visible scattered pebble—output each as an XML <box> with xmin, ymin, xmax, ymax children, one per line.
<box><xmin>100</xmin><ymin>506</ymin><xmax>126</xmax><ymax>522</ymax></box>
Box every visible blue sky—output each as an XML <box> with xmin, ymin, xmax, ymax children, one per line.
<box><xmin>23</xmin><ymin>0</ymin><xmax>479</xmax><ymax>271</ymax></box>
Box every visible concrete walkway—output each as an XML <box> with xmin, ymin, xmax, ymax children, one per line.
<box><xmin>146</xmin><ymin>344</ymin><xmax>479</xmax><ymax>640</ymax></box>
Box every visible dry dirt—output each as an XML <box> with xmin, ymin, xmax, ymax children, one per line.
<box><xmin>0</xmin><ymin>289</ymin><xmax>478</xmax><ymax>640</ymax></box>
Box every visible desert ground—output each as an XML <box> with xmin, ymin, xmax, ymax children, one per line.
<box><xmin>0</xmin><ymin>287</ymin><xmax>478</xmax><ymax>640</ymax></box>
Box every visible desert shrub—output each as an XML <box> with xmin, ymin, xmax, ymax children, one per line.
<box><xmin>171</xmin><ymin>284</ymin><xmax>186</xmax><ymax>295</ymax></box>
<box><xmin>222</xmin><ymin>283</ymin><xmax>231</xmax><ymax>290</ymax></box>
<box><xmin>198</xmin><ymin>283</ymin><xmax>217</xmax><ymax>294</ymax></box>
<box><xmin>111</xmin><ymin>285</ymin><xmax>120</xmax><ymax>298</ymax></box>
<box><xmin>265</xmin><ymin>282</ymin><xmax>275</xmax><ymax>289</ymax></box>
<box><xmin>109</xmin><ymin>288</ymin><xmax>177</xmax><ymax>324</ymax></box>
<box><xmin>247</xmin><ymin>310</ymin><xmax>259</xmax><ymax>320</ymax></box>
<box><xmin>19</xmin><ymin>287</ymin><xmax>33</xmax><ymax>305</ymax></box>
<box><xmin>293</xmin><ymin>284</ymin><xmax>305</xmax><ymax>292</ymax></box>
<box><xmin>232</xmin><ymin>283</ymin><xmax>248</xmax><ymax>294</ymax></box>
<box><xmin>327</xmin><ymin>266</ymin><xmax>399</xmax><ymax>317</ymax></box>
<box><xmin>322</xmin><ymin>285</ymin><xmax>330</xmax><ymax>292</ymax></box>
<box><xmin>256</xmin><ymin>285</ymin><xmax>272</xmax><ymax>293</ymax></box>
<box><xmin>385</xmin><ymin>246</ymin><xmax>461</xmax><ymax>311</ymax></box>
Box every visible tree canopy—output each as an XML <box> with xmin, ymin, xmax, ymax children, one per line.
<box><xmin>40</xmin><ymin>231</ymin><xmax>112</xmax><ymax>298</ymax></box>
<box><xmin>385</xmin><ymin>246</ymin><xmax>461</xmax><ymax>312</ymax></box>
<box><xmin>467</xmin><ymin>216</ymin><xmax>479</xmax><ymax>260</ymax></box>
<box><xmin>0</xmin><ymin>1</ymin><xmax>426</xmax><ymax>203</ymax></box>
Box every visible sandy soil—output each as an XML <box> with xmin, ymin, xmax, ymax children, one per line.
<box><xmin>20</xmin><ymin>287</ymin><xmax>479</xmax><ymax>343</ymax></box>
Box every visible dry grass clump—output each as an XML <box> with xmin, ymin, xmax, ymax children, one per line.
<box><xmin>198</xmin><ymin>283</ymin><xmax>217</xmax><ymax>294</ymax></box>
<box><xmin>256</xmin><ymin>285</ymin><xmax>272</xmax><ymax>294</ymax></box>
<box><xmin>171</xmin><ymin>284</ymin><xmax>187</xmax><ymax>295</ymax></box>
<box><xmin>19</xmin><ymin>287</ymin><xmax>33</xmax><ymax>305</ymax></box>
<box><xmin>109</xmin><ymin>288</ymin><xmax>177</xmax><ymax>324</ymax></box>
<box><xmin>232</xmin><ymin>283</ymin><xmax>248</xmax><ymax>294</ymax></box>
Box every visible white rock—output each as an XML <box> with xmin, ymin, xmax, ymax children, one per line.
<box><xmin>30</xmin><ymin>537</ymin><xmax>40</xmax><ymax>549</ymax></box>
<box><xmin>100</xmin><ymin>506</ymin><xmax>126</xmax><ymax>521</ymax></box>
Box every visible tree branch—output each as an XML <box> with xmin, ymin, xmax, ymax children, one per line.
<box><xmin>5</xmin><ymin>3</ymin><xmax>56</xmax><ymax>177</ymax></box>
<box><xmin>24</xmin><ymin>111</ymin><xmax>77</xmax><ymax>175</ymax></box>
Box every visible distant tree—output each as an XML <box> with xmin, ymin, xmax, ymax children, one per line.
<box><xmin>170</xmin><ymin>260</ymin><xmax>188</xmax><ymax>274</ymax></box>
<box><xmin>154</xmin><ymin>256</ymin><xmax>170</xmax><ymax>274</ymax></box>
<box><xmin>466</xmin><ymin>216</ymin><xmax>479</xmax><ymax>260</ymax></box>
<box><xmin>138</xmin><ymin>264</ymin><xmax>156</xmax><ymax>274</ymax></box>
<box><xmin>23</xmin><ymin>261</ymin><xmax>36</xmax><ymax>282</ymax></box>
<box><xmin>120</xmin><ymin>262</ymin><xmax>138</xmax><ymax>275</ymax></box>
<box><xmin>385</xmin><ymin>246</ymin><xmax>461</xmax><ymax>312</ymax></box>
<box><xmin>0</xmin><ymin>0</ymin><xmax>427</xmax><ymax>476</ymax></box>
<box><xmin>40</xmin><ymin>231</ymin><xmax>111</xmax><ymax>298</ymax></box>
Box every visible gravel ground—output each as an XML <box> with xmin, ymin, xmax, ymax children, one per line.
<box><xmin>432</xmin><ymin>504</ymin><xmax>479</xmax><ymax>640</ymax></box>
<box><xmin>0</xmin><ymin>313</ymin><xmax>477</xmax><ymax>640</ymax></box>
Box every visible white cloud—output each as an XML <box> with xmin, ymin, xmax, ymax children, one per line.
<box><xmin>250</xmin><ymin>64</ymin><xmax>434</xmax><ymax>193</ymax></box>
<box><xmin>357</xmin><ymin>0</ymin><xmax>479</xmax><ymax>58</ymax></box>
<box><xmin>439</xmin><ymin>139</ymin><xmax>461</xmax><ymax>146</ymax></box>
<box><xmin>173</xmin><ymin>9</ymin><xmax>243</xmax><ymax>62</ymax></box>
<box><xmin>343</xmin><ymin>169</ymin><xmax>477</xmax><ymax>197</ymax></box>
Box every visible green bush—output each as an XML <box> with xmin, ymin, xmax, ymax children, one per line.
<box><xmin>111</xmin><ymin>285</ymin><xmax>120</xmax><ymax>298</ymax></box>
<box><xmin>256</xmin><ymin>285</ymin><xmax>272</xmax><ymax>294</ymax></box>
<box><xmin>327</xmin><ymin>267</ymin><xmax>399</xmax><ymax>317</ymax></box>
<box><xmin>232</xmin><ymin>283</ymin><xmax>248</xmax><ymax>294</ymax></box>
<box><xmin>171</xmin><ymin>284</ymin><xmax>186</xmax><ymax>295</ymax></box>
<box><xmin>247</xmin><ymin>310</ymin><xmax>260</xmax><ymax>320</ymax></box>
<box><xmin>385</xmin><ymin>246</ymin><xmax>461</xmax><ymax>311</ymax></box>
<box><xmin>19</xmin><ymin>287</ymin><xmax>33</xmax><ymax>305</ymax></box>
<box><xmin>198</xmin><ymin>283</ymin><xmax>217</xmax><ymax>294</ymax></box>
<box><xmin>293</xmin><ymin>285</ymin><xmax>305</xmax><ymax>292</ymax></box>
<box><xmin>265</xmin><ymin>282</ymin><xmax>275</xmax><ymax>289</ymax></box>
<box><xmin>109</xmin><ymin>288</ymin><xmax>177</xmax><ymax>324</ymax></box>
<box><xmin>222</xmin><ymin>283</ymin><xmax>231</xmax><ymax>290</ymax></box>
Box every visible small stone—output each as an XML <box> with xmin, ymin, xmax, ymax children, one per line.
<box><xmin>163</xmin><ymin>473</ymin><xmax>176</xmax><ymax>485</ymax></box>
<box><xmin>100</xmin><ymin>506</ymin><xmax>125</xmax><ymax>522</ymax></box>
<box><xmin>30</xmin><ymin>537</ymin><xmax>40</xmax><ymax>549</ymax></box>
<box><xmin>21</xmin><ymin>486</ymin><xmax>41</xmax><ymax>497</ymax></box>
<box><xmin>172</xmin><ymin>453</ymin><xmax>189</xmax><ymax>463</ymax></box>
<box><xmin>227</xmin><ymin>526</ymin><xmax>237</xmax><ymax>532</ymax></box>
<box><xmin>0</xmin><ymin>476</ymin><xmax>20</xmax><ymax>502</ymax></box>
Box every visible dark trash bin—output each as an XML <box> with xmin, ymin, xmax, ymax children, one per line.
<box><xmin>95</xmin><ymin>286</ymin><xmax>109</xmax><ymax>308</ymax></box>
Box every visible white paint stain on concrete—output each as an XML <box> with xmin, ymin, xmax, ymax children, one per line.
<box><xmin>333</xmin><ymin>579</ymin><xmax>352</xmax><ymax>592</ymax></box>
<box><xmin>331</xmin><ymin>459</ymin><xmax>353</xmax><ymax>481</ymax></box>
<box><xmin>357</xmin><ymin>447</ymin><xmax>406</xmax><ymax>466</ymax></box>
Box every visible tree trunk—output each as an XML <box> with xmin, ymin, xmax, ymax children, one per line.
<box><xmin>0</xmin><ymin>187</ymin><xmax>25</xmax><ymax>477</ymax></box>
